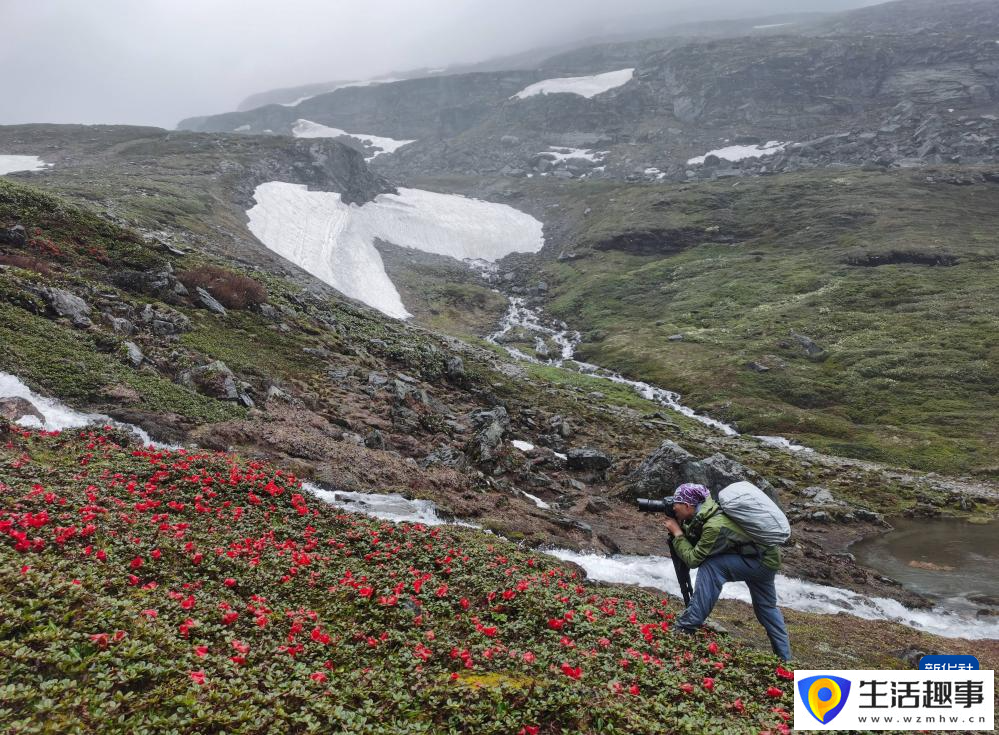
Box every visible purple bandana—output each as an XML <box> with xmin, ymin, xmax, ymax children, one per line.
<box><xmin>673</xmin><ymin>483</ymin><xmax>710</xmax><ymax>507</ymax></box>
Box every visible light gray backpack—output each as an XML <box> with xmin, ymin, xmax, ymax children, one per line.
<box><xmin>717</xmin><ymin>481</ymin><xmax>791</xmax><ymax>547</ymax></box>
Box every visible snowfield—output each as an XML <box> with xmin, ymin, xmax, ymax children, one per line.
<box><xmin>280</xmin><ymin>78</ymin><xmax>402</xmax><ymax>107</ymax></box>
<box><xmin>542</xmin><ymin>146</ymin><xmax>607</xmax><ymax>163</ymax></box>
<box><xmin>292</xmin><ymin>119</ymin><xmax>416</xmax><ymax>160</ymax></box>
<box><xmin>0</xmin><ymin>155</ymin><xmax>48</xmax><ymax>175</ymax></box>
<box><xmin>688</xmin><ymin>141</ymin><xmax>787</xmax><ymax>165</ymax></box>
<box><xmin>246</xmin><ymin>182</ymin><xmax>544</xmax><ymax>319</ymax></box>
<box><xmin>513</xmin><ymin>68</ymin><xmax>634</xmax><ymax>100</ymax></box>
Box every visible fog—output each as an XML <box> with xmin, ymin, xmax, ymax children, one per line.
<box><xmin>1</xmin><ymin>0</ymin><xmax>880</xmax><ymax>129</ymax></box>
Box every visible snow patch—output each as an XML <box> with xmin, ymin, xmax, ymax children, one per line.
<box><xmin>543</xmin><ymin>146</ymin><xmax>606</xmax><ymax>163</ymax></box>
<box><xmin>520</xmin><ymin>491</ymin><xmax>550</xmax><ymax>510</ymax></box>
<box><xmin>511</xmin><ymin>440</ymin><xmax>536</xmax><ymax>452</ymax></box>
<box><xmin>753</xmin><ymin>22</ymin><xmax>793</xmax><ymax>29</ymax></box>
<box><xmin>280</xmin><ymin>78</ymin><xmax>402</xmax><ymax>107</ymax></box>
<box><xmin>688</xmin><ymin>141</ymin><xmax>787</xmax><ymax>166</ymax></box>
<box><xmin>513</xmin><ymin>69</ymin><xmax>634</xmax><ymax>100</ymax></box>
<box><xmin>292</xmin><ymin>119</ymin><xmax>415</xmax><ymax>160</ymax></box>
<box><xmin>0</xmin><ymin>372</ymin><xmax>170</xmax><ymax>448</ymax></box>
<box><xmin>0</xmin><ymin>155</ymin><xmax>48</xmax><ymax>175</ymax></box>
<box><xmin>234</xmin><ymin>124</ymin><xmax>251</xmax><ymax>132</ymax></box>
<box><xmin>754</xmin><ymin>435</ymin><xmax>812</xmax><ymax>452</ymax></box>
<box><xmin>246</xmin><ymin>182</ymin><xmax>544</xmax><ymax>319</ymax></box>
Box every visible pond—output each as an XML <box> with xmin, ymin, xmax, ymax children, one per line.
<box><xmin>851</xmin><ymin>517</ymin><xmax>999</xmax><ymax>615</ymax></box>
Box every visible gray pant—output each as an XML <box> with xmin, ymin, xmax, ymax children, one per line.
<box><xmin>677</xmin><ymin>552</ymin><xmax>792</xmax><ymax>660</ymax></box>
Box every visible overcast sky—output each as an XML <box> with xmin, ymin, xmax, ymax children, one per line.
<box><xmin>1</xmin><ymin>0</ymin><xmax>878</xmax><ymax>129</ymax></box>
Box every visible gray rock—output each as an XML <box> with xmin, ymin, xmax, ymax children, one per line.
<box><xmin>668</xmin><ymin>334</ymin><xmax>684</xmax><ymax>342</ymax></box>
<box><xmin>552</xmin><ymin>515</ymin><xmax>593</xmax><ymax>536</ymax></box>
<box><xmin>746</xmin><ymin>361</ymin><xmax>770</xmax><ymax>373</ymax></box>
<box><xmin>0</xmin><ymin>396</ymin><xmax>43</xmax><ymax>422</ymax></box>
<box><xmin>500</xmin><ymin>135</ymin><xmax>520</xmax><ymax>146</ymax></box>
<box><xmin>364</xmin><ymin>429</ymin><xmax>386</xmax><ymax>450</ymax></box>
<box><xmin>626</xmin><ymin>440</ymin><xmax>695</xmax><ymax>498</ymax></box>
<box><xmin>367</xmin><ymin>372</ymin><xmax>388</xmax><ymax>387</ymax></box>
<box><xmin>195</xmin><ymin>287</ymin><xmax>227</xmax><ymax>316</ymax></box>
<box><xmin>585</xmin><ymin>497</ymin><xmax>612</xmax><ymax>514</ymax></box>
<box><xmin>109</xmin><ymin>317</ymin><xmax>135</xmax><ymax>335</ymax></box>
<box><xmin>566</xmin><ymin>447</ymin><xmax>612</xmax><ymax>471</ymax></box>
<box><xmin>265</xmin><ymin>385</ymin><xmax>292</xmax><ymax>402</ymax></box>
<box><xmin>446</xmin><ymin>355</ymin><xmax>465</xmax><ymax>381</ymax></box>
<box><xmin>791</xmin><ymin>331</ymin><xmax>825</xmax><ymax>358</ymax></box>
<box><xmin>39</xmin><ymin>287</ymin><xmax>92</xmax><ymax>328</ymax></box>
<box><xmin>187</xmin><ymin>360</ymin><xmax>239</xmax><ymax>400</ymax></box>
<box><xmin>680</xmin><ymin>453</ymin><xmax>780</xmax><ymax>504</ymax></box>
<box><xmin>421</xmin><ymin>446</ymin><xmax>468</xmax><ymax>471</ymax></box>
<box><xmin>124</xmin><ymin>341</ymin><xmax>144</xmax><ymax>368</ymax></box>
<box><xmin>139</xmin><ymin>304</ymin><xmax>190</xmax><ymax>335</ymax></box>
<box><xmin>0</xmin><ymin>224</ymin><xmax>28</xmax><ymax>246</ymax></box>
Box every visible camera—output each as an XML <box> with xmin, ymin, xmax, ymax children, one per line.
<box><xmin>636</xmin><ymin>495</ymin><xmax>677</xmax><ymax>517</ymax></box>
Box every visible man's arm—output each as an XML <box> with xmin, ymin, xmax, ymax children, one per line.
<box><xmin>671</xmin><ymin>521</ymin><xmax>720</xmax><ymax>568</ymax></box>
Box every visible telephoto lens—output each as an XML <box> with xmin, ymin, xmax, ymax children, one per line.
<box><xmin>635</xmin><ymin>496</ymin><xmax>676</xmax><ymax>517</ymax></box>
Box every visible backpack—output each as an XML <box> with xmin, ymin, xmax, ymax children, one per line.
<box><xmin>716</xmin><ymin>481</ymin><xmax>791</xmax><ymax>547</ymax></box>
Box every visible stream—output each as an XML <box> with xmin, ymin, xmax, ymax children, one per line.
<box><xmin>2</xmin><ymin>370</ymin><xmax>997</xmax><ymax>638</ymax></box>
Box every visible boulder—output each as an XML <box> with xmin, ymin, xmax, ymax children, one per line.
<box><xmin>187</xmin><ymin>360</ymin><xmax>239</xmax><ymax>401</ymax></box>
<box><xmin>680</xmin><ymin>453</ymin><xmax>780</xmax><ymax>504</ymax></box>
<box><xmin>790</xmin><ymin>331</ymin><xmax>825</xmax><ymax>358</ymax></box>
<box><xmin>445</xmin><ymin>355</ymin><xmax>465</xmax><ymax>382</ymax></box>
<box><xmin>566</xmin><ymin>447</ymin><xmax>612</xmax><ymax>471</ymax></box>
<box><xmin>421</xmin><ymin>446</ymin><xmax>468</xmax><ymax>471</ymax></box>
<box><xmin>39</xmin><ymin>287</ymin><xmax>92</xmax><ymax>328</ymax></box>
<box><xmin>0</xmin><ymin>224</ymin><xmax>27</xmax><ymax>247</ymax></box>
<box><xmin>124</xmin><ymin>341</ymin><xmax>144</xmax><ymax>368</ymax></box>
<box><xmin>365</xmin><ymin>429</ymin><xmax>386</xmax><ymax>450</ymax></box>
<box><xmin>196</xmin><ymin>287</ymin><xmax>227</xmax><ymax>316</ymax></box>
<box><xmin>0</xmin><ymin>396</ymin><xmax>43</xmax><ymax>423</ymax></box>
<box><xmin>626</xmin><ymin>440</ymin><xmax>695</xmax><ymax>499</ymax></box>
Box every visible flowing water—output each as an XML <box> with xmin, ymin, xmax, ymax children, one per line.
<box><xmin>483</xmin><ymin>290</ymin><xmax>811</xmax><ymax>448</ymax></box>
<box><xmin>3</xmin><ymin>371</ymin><xmax>996</xmax><ymax>638</ymax></box>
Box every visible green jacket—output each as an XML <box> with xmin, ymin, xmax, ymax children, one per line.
<box><xmin>672</xmin><ymin>498</ymin><xmax>781</xmax><ymax>571</ymax></box>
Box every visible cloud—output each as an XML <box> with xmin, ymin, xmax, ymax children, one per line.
<box><xmin>0</xmin><ymin>0</ymin><xmax>878</xmax><ymax>129</ymax></box>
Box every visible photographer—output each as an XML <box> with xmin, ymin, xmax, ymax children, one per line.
<box><xmin>661</xmin><ymin>483</ymin><xmax>792</xmax><ymax>661</ymax></box>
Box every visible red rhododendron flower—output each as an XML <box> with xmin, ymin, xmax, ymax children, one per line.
<box><xmin>732</xmin><ymin>698</ymin><xmax>745</xmax><ymax>714</ymax></box>
<box><xmin>702</xmin><ymin>677</ymin><xmax>715</xmax><ymax>692</ymax></box>
<box><xmin>679</xmin><ymin>683</ymin><xmax>695</xmax><ymax>694</ymax></box>
<box><xmin>129</xmin><ymin>557</ymin><xmax>143</xmax><ymax>570</ymax></box>
<box><xmin>560</xmin><ymin>663</ymin><xmax>582</xmax><ymax>680</ymax></box>
<box><xmin>767</xmin><ymin>687</ymin><xmax>784</xmax><ymax>698</ymax></box>
<box><xmin>629</xmin><ymin>684</ymin><xmax>640</xmax><ymax>696</ymax></box>
<box><xmin>547</xmin><ymin>618</ymin><xmax>565</xmax><ymax>631</ymax></box>
<box><xmin>775</xmin><ymin>666</ymin><xmax>794</xmax><ymax>681</ymax></box>
<box><xmin>519</xmin><ymin>727</ymin><xmax>539</xmax><ymax>735</ymax></box>
<box><xmin>189</xmin><ymin>670</ymin><xmax>206</xmax><ymax>685</ymax></box>
<box><xmin>707</xmin><ymin>641</ymin><xmax>719</xmax><ymax>654</ymax></box>
<box><xmin>139</xmin><ymin>609</ymin><xmax>157</xmax><ymax>619</ymax></box>
<box><xmin>224</xmin><ymin>578</ymin><xmax>237</xmax><ymax>587</ymax></box>
<box><xmin>310</xmin><ymin>672</ymin><xmax>327</xmax><ymax>683</ymax></box>
<box><xmin>523</xmin><ymin>651</ymin><xmax>536</xmax><ymax>664</ymax></box>
<box><xmin>90</xmin><ymin>633</ymin><xmax>109</xmax><ymax>648</ymax></box>
<box><xmin>180</xmin><ymin>595</ymin><xmax>196</xmax><ymax>610</ymax></box>
<box><xmin>195</xmin><ymin>646</ymin><xmax>209</xmax><ymax>657</ymax></box>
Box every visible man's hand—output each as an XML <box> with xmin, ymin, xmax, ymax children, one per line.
<box><xmin>662</xmin><ymin>518</ymin><xmax>682</xmax><ymax>537</ymax></box>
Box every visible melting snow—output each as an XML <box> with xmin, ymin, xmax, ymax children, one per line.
<box><xmin>246</xmin><ymin>182</ymin><xmax>544</xmax><ymax>319</ymax></box>
<box><xmin>511</xmin><ymin>440</ymin><xmax>536</xmax><ymax>452</ymax></box>
<box><xmin>0</xmin><ymin>155</ymin><xmax>48</xmax><ymax>175</ymax></box>
<box><xmin>688</xmin><ymin>141</ymin><xmax>787</xmax><ymax>166</ymax></box>
<box><xmin>520</xmin><ymin>491</ymin><xmax>551</xmax><ymax>510</ymax></box>
<box><xmin>0</xmin><ymin>372</ymin><xmax>171</xmax><ymax>448</ymax></box>
<box><xmin>754</xmin><ymin>435</ymin><xmax>812</xmax><ymax>452</ymax></box>
<box><xmin>280</xmin><ymin>78</ymin><xmax>402</xmax><ymax>107</ymax></box>
<box><xmin>543</xmin><ymin>147</ymin><xmax>606</xmax><ymax>163</ymax></box>
<box><xmin>513</xmin><ymin>69</ymin><xmax>634</xmax><ymax>100</ymax></box>
<box><xmin>292</xmin><ymin>119</ymin><xmax>416</xmax><ymax>160</ymax></box>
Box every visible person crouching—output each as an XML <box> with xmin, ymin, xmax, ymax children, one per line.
<box><xmin>661</xmin><ymin>482</ymin><xmax>792</xmax><ymax>661</ymax></box>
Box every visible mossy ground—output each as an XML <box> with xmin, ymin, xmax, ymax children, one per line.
<box><xmin>518</xmin><ymin>169</ymin><xmax>999</xmax><ymax>475</ymax></box>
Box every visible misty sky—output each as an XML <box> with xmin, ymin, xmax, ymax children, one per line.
<box><xmin>1</xmin><ymin>0</ymin><xmax>878</xmax><ymax>130</ymax></box>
